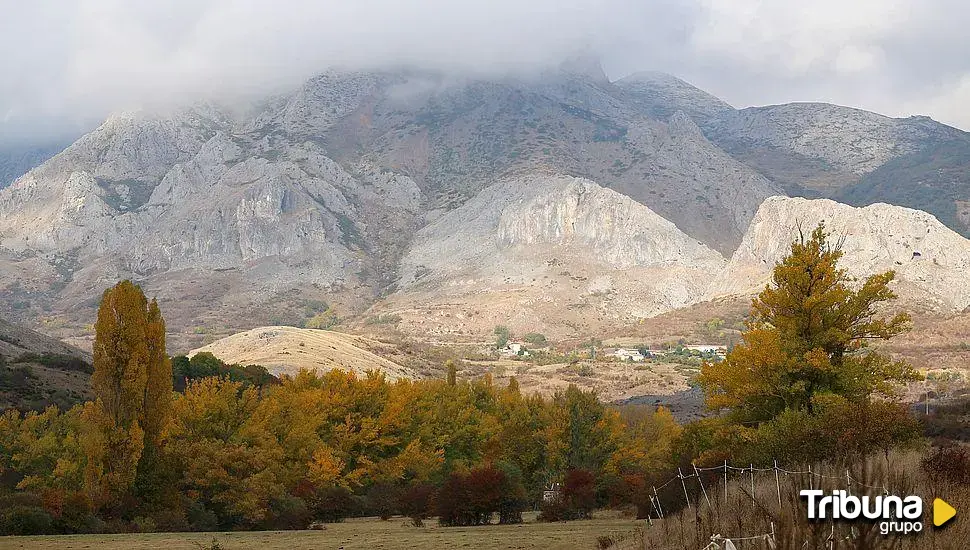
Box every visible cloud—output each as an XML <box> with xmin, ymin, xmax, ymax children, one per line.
<box><xmin>3</xmin><ymin>0</ymin><xmax>970</xmax><ymax>144</ymax></box>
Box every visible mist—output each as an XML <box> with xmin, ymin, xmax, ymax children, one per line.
<box><xmin>4</xmin><ymin>0</ymin><xmax>970</xmax><ymax>145</ymax></box>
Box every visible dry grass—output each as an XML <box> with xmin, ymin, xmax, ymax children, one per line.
<box><xmin>189</xmin><ymin>327</ymin><xmax>419</xmax><ymax>381</ymax></box>
<box><xmin>622</xmin><ymin>452</ymin><xmax>970</xmax><ymax>550</ymax></box>
<box><xmin>0</xmin><ymin>512</ymin><xmax>638</xmax><ymax>550</ymax></box>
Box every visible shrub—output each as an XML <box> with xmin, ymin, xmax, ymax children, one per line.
<box><xmin>921</xmin><ymin>445</ymin><xmax>970</xmax><ymax>484</ymax></box>
<box><xmin>364</xmin><ymin>483</ymin><xmax>400</xmax><ymax>520</ymax></box>
<box><xmin>437</xmin><ymin>466</ymin><xmax>525</xmax><ymax>526</ymax></box>
<box><xmin>539</xmin><ymin>469</ymin><xmax>597</xmax><ymax>522</ymax></box>
<box><xmin>399</xmin><ymin>483</ymin><xmax>435</xmax><ymax>526</ymax></box>
<box><xmin>0</xmin><ymin>505</ymin><xmax>54</xmax><ymax>535</ymax></box>
<box><xmin>310</xmin><ymin>486</ymin><xmax>355</xmax><ymax>523</ymax></box>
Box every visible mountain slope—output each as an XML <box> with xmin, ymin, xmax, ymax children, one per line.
<box><xmin>374</xmin><ymin>174</ymin><xmax>726</xmax><ymax>339</ymax></box>
<box><xmin>703</xmin><ymin>104</ymin><xmax>970</xmax><ymax>237</ymax></box>
<box><xmin>0</xmin><ymin>66</ymin><xmax>779</xmax><ymax>346</ymax></box>
<box><xmin>0</xmin><ymin>317</ymin><xmax>91</xmax><ymax>411</ymax></box>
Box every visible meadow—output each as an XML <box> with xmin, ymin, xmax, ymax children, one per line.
<box><xmin>0</xmin><ymin>512</ymin><xmax>639</xmax><ymax>550</ymax></box>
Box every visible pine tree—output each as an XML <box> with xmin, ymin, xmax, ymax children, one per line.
<box><xmin>699</xmin><ymin>224</ymin><xmax>921</xmax><ymax>423</ymax></box>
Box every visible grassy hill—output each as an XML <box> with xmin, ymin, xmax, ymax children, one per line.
<box><xmin>189</xmin><ymin>326</ymin><xmax>420</xmax><ymax>381</ymax></box>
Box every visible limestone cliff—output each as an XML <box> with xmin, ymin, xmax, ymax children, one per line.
<box><xmin>382</xmin><ymin>174</ymin><xmax>726</xmax><ymax>338</ymax></box>
<box><xmin>709</xmin><ymin>196</ymin><xmax>970</xmax><ymax>312</ymax></box>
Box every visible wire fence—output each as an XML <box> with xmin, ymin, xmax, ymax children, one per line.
<box><xmin>639</xmin><ymin>459</ymin><xmax>899</xmax><ymax>549</ymax></box>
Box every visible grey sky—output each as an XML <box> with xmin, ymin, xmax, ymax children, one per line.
<box><xmin>4</xmin><ymin>0</ymin><xmax>970</xmax><ymax>144</ymax></box>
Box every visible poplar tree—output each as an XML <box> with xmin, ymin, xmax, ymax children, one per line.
<box><xmin>84</xmin><ymin>280</ymin><xmax>172</xmax><ymax>509</ymax></box>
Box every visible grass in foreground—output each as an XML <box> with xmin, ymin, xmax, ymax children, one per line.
<box><xmin>0</xmin><ymin>512</ymin><xmax>639</xmax><ymax>550</ymax></box>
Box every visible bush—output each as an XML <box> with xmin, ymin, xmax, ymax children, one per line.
<box><xmin>363</xmin><ymin>483</ymin><xmax>400</xmax><ymax>520</ymax></box>
<box><xmin>539</xmin><ymin>469</ymin><xmax>597</xmax><ymax>522</ymax></box>
<box><xmin>921</xmin><ymin>445</ymin><xmax>970</xmax><ymax>484</ymax></box>
<box><xmin>0</xmin><ymin>505</ymin><xmax>54</xmax><ymax>535</ymax></box>
<box><xmin>310</xmin><ymin>486</ymin><xmax>355</xmax><ymax>523</ymax></box>
<box><xmin>263</xmin><ymin>494</ymin><xmax>310</xmax><ymax>530</ymax></box>
<box><xmin>437</xmin><ymin>466</ymin><xmax>525</xmax><ymax>526</ymax></box>
<box><xmin>399</xmin><ymin>483</ymin><xmax>435</xmax><ymax>527</ymax></box>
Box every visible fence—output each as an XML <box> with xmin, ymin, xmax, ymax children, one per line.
<box><xmin>638</xmin><ymin>460</ymin><xmax>900</xmax><ymax>549</ymax></box>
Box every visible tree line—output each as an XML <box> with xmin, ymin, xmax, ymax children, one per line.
<box><xmin>0</xmin><ymin>224</ymin><xmax>927</xmax><ymax>534</ymax></box>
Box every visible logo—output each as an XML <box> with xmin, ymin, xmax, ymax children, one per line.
<box><xmin>800</xmin><ymin>490</ymin><xmax>924</xmax><ymax>534</ymax></box>
<box><xmin>934</xmin><ymin>498</ymin><xmax>956</xmax><ymax>527</ymax></box>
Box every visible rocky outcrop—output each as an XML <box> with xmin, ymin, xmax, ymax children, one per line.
<box><xmin>0</xmin><ymin>99</ymin><xmax>423</xmax><ymax>340</ymax></box>
<box><xmin>383</xmin><ymin>175</ymin><xmax>726</xmax><ymax>337</ymax></box>
<box><xmin>709</xmin><ymin>196</ymin><xmax>970</xmax><ymax>312</ymax></box>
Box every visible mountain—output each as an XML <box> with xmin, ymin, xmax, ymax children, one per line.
<box><xmin>0</xmin><ymin>65</ymin><xmax>779</xmax><ymax>348</ymax></box>
<box><xmin>0</xmin><ymin>139</ymin><xmax>75</xmax><ymax>189</ymax></box>
<box><xmin>0</xmin><ymin>317</ymin><xmax>91</xmax><ymax>411</ymax></box>
<box><xmin>702</xmin><ymin>104</ymin><xmax>970</xmax><ymax>236</ymax></box>
<box><xmin>374</xmin><ymin>174</ymin><xmax>726</xmax><ymax>339</ymax></box>
<box><xmin>710</xmin><ymin>196</ymin><xmax>970</xmax><ymax>312</ymax></box>
<box><xmin>2</xmin><ymin>61</ymin><xmax>970</xmax><ymax>347</ymax></box>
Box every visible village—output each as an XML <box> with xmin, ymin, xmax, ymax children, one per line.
<box><xmin>498</xmin><ymin>340</ymin><xmax>727</xmax><ymax>364</ymax></box>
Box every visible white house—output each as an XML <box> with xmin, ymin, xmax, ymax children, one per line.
<box><xmin>612</xmin><ymin>348</ymin><xmax>645</xmax><ymax>362</ymax></box>
<box><xmin>499</xmin><ymin>342</ymin><xmax>530</xmax><ymax>357</ymax></box>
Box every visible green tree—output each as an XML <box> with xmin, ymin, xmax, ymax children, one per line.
<box><xmin>699</xmin><ymin>224</ymin><xmax>921</xmax><ymax>422</ymax></box>
<box><xmin>493</xmin><ymin>326</ymin><xmax>511</xmax><ymax>349</ymax></box>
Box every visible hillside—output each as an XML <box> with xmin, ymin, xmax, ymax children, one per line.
<box><xmin>709</xmin><ymin>196</ymin><xmax>970</xmax><ymax>313</ymax></box>
<box><xmin>0</xmin><ymin>317</ymin><xmax>91</xmax><ymax>411</ymax></box>
<box><xmin>189</xmin><ymin>326</ymin><xmax>419</xmax><ymax>380</ymax></box>
<box><xmin>703</xmin><ymin>104</ymin><xmax>970</xmax><ymax>236</ymax></box>
<box><xmin>370</xmin><ymin>174</ymin><xmax>726</xmax><ymax>340</ymax></box>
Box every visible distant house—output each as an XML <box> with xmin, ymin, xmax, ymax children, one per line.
<box><xmin>499</xmin><ymin>342</ymin><xmax>530</xmax><ymax>357</ymax></box>
<box><xmin>612</xmin><ymin>348</ymin><xmax>645</xmax><ymax>362</ymax></box>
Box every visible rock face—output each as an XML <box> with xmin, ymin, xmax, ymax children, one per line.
<box><xmin>0</xmin><ymin>140</ymin><xmax>74</xmax><ymax>190</ymax></box>
<box><xmin>0</xmin><ymin>99</ymin><xmax>423</xmax><ymax>346</ymax></box>
<box><xmin>380</xmin><ymin>175</ymin><xmax>726</xmax><ymax>338</ymax></box>
<box><xmin>710</xmin><ymin>196</ymin><xmax>970</xmax><ymax>312</ymax></box>
<box><xmin>4</xmin><ymin>62</ymin><xmax>970</xmax><ymax>344</ymax></box>
<box><xmin>703</xmin><ymin>104</ymin><xmax>970</xmax><ymax>237</ymax></box>
<box><xmin>705</xmin><ymin>104</ymin><xmax>962</xmax><ymax>175</ymax></box>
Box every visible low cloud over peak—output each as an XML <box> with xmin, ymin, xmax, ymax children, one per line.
<box><xmin>4</xmin><ymin>0</ymin><xmax>970</xmax><ymax>144</ymax></box>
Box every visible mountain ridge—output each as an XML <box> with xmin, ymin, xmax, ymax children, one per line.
<box><xmin>2</xmin><ymin>63</ymin><xmax>970</xmax><ymax>348</ymax></box>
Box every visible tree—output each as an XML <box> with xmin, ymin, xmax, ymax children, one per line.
<box><xmin>85</xmin><ymin>280</ymin><xmax>172</xmax><ymax>510</ymax></box>
<box><xmin>699</xmin><ymin>224</ymin><xmax>921</xmax><ymax>423</ymax></box>
<box><xmin>493</xmin><ymin>326</ymin><xmax>510</xmax><ymax>349</ymax></box>
<box><xmin>446</xmin><ymin>360</ymin><xmax>457</xmax><ymax>386</ymax></box>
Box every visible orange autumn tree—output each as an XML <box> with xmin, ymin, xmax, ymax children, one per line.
<box><xmin>699</xmin><ymin>224</ymin><xmax>921</xmax><ymax>425</ymax></box>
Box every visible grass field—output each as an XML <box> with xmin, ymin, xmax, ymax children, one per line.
<box><xmin>0</xmin><ymin>512</ymin><xmax>641</xmax><ymax>550</ymax></box>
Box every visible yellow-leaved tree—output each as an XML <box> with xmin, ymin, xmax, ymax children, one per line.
<box><xmin>84</xmin><ymin>280</ymin><xmax>172</xmax><ymax>511</ymax></box>
<box><xmin>699</xmin><ymin>224</ymin><xmax>920</xmax><ymax>422</ymax></box>
<box><xmin>696</xmin><ymin>224</ymin><xmax>923</xmax><ymax>463</ymax></box>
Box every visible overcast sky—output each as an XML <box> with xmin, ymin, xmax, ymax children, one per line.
<box><xmin>4</xmin><ymin>0</ymin><xmax>970</xmax><ymax>144</ymax></box>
